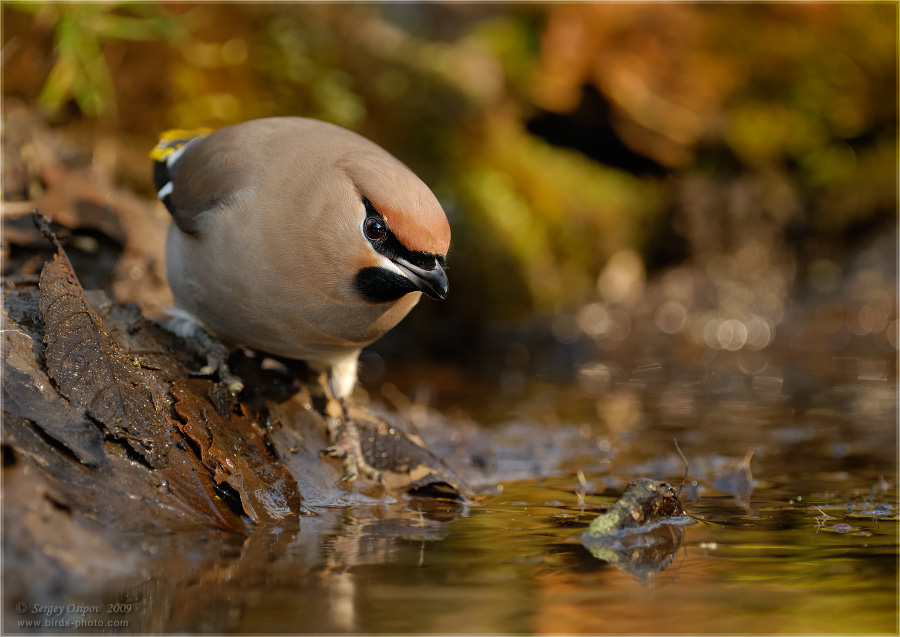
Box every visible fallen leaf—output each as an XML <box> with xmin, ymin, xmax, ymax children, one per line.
<box><xmin>36</xmin><ymin>214</ymin><xmax>172</xmax><ymax>467</ymax></box>
<box><xmin>1</xmin><ymin>307</ymin><xmax>104</xmax><ymax>465</ymax></box>
<box><xmin>351</xmin><ymin>406</ymin><xmax>468</xmax><ymax>497</ymax></box>
<box><xmin>154</xmin><ymin>427</ymin><xmax>251</xmax><ymax>533</ymax></box>
<box><xmin>172</xmin><ymin>379</ymin><xmax>304</xmax><ymax>523</ymax></box>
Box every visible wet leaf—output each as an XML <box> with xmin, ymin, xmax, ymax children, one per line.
<box><xmin>265</xmin><ymin>384</ymin><xmax>468</xmax><ymax>506</ymax></box>
<box><xmin>5</xmin><ymin>271</ymin><xmax>249</xmax><ymax>533</ymax></box>
<box><xmin>350</xmin><ymin>406</ymin><xmax>468</xmax><ymax>498</ymax></box>
<box><xmin>172</xmin><ymin>379</ymin><xmax>304</xmax><ymax>523</ymax></box>
<box><xmin>1</xmin><ymin>312</ymin><xmax>105</xmax><ymax>465</ymax></box>
<box><xmin>266</xmin><ymin>392</ymin><xmax>385</xmax><ymax>507</ymax></box>
<box><xmin>153</xmin><ymin>428</ymin><xmax>250</xmax><ymax>533</ymax></box>
<box><xmin>1</xmin><ymin>407</ymin><xmax>242</xmax><ymax>534</ymax></box>
<box><xmin>37</xmin><ymin>225</ymin><xmax>171</xmax><ymax>467</ymax></box>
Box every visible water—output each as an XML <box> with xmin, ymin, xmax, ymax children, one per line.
<box><xmin>25</xmin><ymin>484</ymin><xmax>896</xmax><ymax>634</ymax></box>
<box><xmin>7</xmin><ymin>325</ymin><xmax>898</xmax><ymax>634</ymax></box>
<box><xmin>12</xmin><ymin>406</ymin><xmax>895</xmax><ymax>635</ymax></box>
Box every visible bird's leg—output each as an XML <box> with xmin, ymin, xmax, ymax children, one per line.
<box><xmin>318</xmin><ymin>375</ymin><xmax>382</xmax><ymax>484</ymax></box>
<box><xmin>163</xmin><ymin>312</ymin><xmax>244</xmax><ymax>394</ymax></box>
<box><xmin>323</xmin><ymin>400</ymin><xmax>384</xmax><ymax>484</ymax></box>
<box><xmin>196</xmin><ymin>334</ymin><xmax>245</xmax><ymax>394</ymax></box>
<box><xmin>322</xmin><ymin>399</ymin><xmax>379</xmax><ymax>484</ymax></box>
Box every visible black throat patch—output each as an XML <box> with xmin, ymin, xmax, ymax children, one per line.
<box><xmin>355</xmin><ymin>267</ymin><xmax>419</xmax><ymax>303</ymax></box>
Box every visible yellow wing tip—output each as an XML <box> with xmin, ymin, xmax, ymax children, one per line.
<box><xmin>149</xmin><ymin>127</ymin><xmax>214</xmax><ymax>161</ymax></box>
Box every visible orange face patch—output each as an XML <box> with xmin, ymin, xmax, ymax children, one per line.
<box><xmin>337</xmin><ymin>150</ymin><xmax>451</xmax><ymax>257</ymax></box>
<box><xmin>369</xmin><ymin>200</ymin><xmax>451</xmax><ymax>257</ymax></box>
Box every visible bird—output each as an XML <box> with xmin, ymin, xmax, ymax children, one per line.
<box><xmin>151</xmin><ymin>117</ymin><xmax>451</xmax><ymax>482</ymax></box>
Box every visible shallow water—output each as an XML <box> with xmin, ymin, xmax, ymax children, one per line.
<box><xmin>21</xmin><ymin>483</ymin><xmax>896</xmax><ymax>634</ymax></box>
<box><xmin>11</xmin><ymin>406</ymin><xmax>895</xmax><ymax>635</ymax></box>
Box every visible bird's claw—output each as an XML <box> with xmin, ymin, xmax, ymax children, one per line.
<box><xmin>222</xmin><ymin>375</ymin><xmax>245</xmax><ymax>395</ymax></box>
<box><xmin>206</xmin><ymin>349</ymin><xmax>244</xmax><ymax>395</ymax></box>
<box><xmin>323</xmin><ymin>417</ymin><xmax>382</xmax><ymax>485</ymax></box>
<box><xmin>168</xmin><ymin>316</ymin><xmax>244</xmax><ymax>394</ymax></box>
<box><xmin>320</xmin><ymin>446</ymin><xmax>359</xmax><ymax>483</ymax></box>
<box><xmin>195</xmin><ymin>362</ymin><xmax>243</xmax><ymax>395</ymax></box>
<box><xmin>321</xmin><ymin>445</ymin><xmax>346</xmax><ymax>460</ymax></box>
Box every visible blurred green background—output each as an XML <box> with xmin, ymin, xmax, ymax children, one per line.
<box><xmin>2</xmin><ymin>3</ymin><xmax>897</xmax><ymax>412</ymax></box>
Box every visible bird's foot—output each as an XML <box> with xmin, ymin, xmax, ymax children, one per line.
<box><xmin>198</xmin><ymin>346</ymin><xmax>244</xmax><ymax>395</ymax></box>
<box><xmin>164</xmin><ymin>312</ymin><xmax>244</xmax><ymax>394</ymax></box>
<box><xmin>322</xmin><ymin>414</ymin><xmax>383</xmax><ymax>485</ymax></box>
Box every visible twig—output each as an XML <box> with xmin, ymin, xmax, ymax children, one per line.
<box><xmin>673</xmin><ymin>438</ymin><xmax>689</xmax><ymax>497</ymax></box>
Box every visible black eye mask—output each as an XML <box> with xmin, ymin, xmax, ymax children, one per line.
<box><xmin>356</xmin><ymin>197</ymin><xmax>447</xmax><ymax>303</ymax></box>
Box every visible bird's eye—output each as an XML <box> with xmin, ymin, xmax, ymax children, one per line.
<box><xmin>364</xmin><ymin>216</ymin><xmax>386</xmax><ymax>241</ymax></box>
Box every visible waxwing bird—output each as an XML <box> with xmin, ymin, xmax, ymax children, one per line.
<box><xmin>151</xmin><ymin>117</ymin><xmax>451</xmax><ymax>482</ymax></box>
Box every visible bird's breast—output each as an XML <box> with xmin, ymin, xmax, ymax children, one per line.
<box><xmin>166</xmin><ymin>223</ymin><xmax>421</xmax><ymax>364</ymax></box>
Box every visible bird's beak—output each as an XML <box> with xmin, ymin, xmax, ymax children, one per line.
<box><xmin>393</xmin><ymin>257</ymin><xmax>448</xmax><ymax>301</ymax></box>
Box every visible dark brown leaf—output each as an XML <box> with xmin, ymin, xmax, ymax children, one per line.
<box><xmin>2</xmin><ymin>409</ymin><xmax>246</xmax><ymax>535</ymax></box>
<box><xmin>154</xmin><ymin>427</ymin><xmax>251</xmax><ymax>533</ymax></box>
<box><xmin>1</xmin><ymin>313</ymin><xmax>104</xmax><ymax>465</ymax></box>
<box><xmin>3</xmin><ymin>281</ymin><xmax>246</xmax><ymax>532</ymax></box>
<box><xmin>172</xmin><ymin>380</ymin><xmax>304</xmax><ymax>523</ymax></box>
<box><xmin>351</xmin><ymin>406</ymin><xmax>468</xmax><ymax>498</ymax></box>
<box><xmin>38</xmin><ymin>249</ymin><xmax>172</xmax><ymax>467</ymax></box>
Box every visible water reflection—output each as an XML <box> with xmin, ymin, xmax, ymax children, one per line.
<box><xmin>583</xmin><ymin>522</ymin><xmax>687</xmax><ymax>581</ymax></box>
<box><xmin>579</xmin><ymin>478</ymin><xmax>692</xmax><ymax>581</ymax></box>
<box><xmin>7</xmin><ymin>458</ymin><xmax>895</xmax><ymax>635</ymax></box>
<box><xmin>63</xmin><ymin>498</ymin><xmax>465</xmax><ymax>634</ymax></box>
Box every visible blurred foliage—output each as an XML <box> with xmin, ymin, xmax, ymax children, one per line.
<box><xmin>2</xmin><ymin>2</ymin><xmax>896</xmax><ymax>323</ymax></box>
<box><xmin>5</xmin><ymin>3</ymin><xmax>181</xmax><ymax>117</ymax></box>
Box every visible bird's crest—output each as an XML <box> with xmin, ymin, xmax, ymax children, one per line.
<box><xmin>150</xmin><ymin>128</ymin><xmax>213</xmax><ymax>161</ymax></box>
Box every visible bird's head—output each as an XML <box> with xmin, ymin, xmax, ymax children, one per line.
<box><xmin>337</xmin><ymin>153</ymin><xmax>451</xmax><ymax>305</ymax></box>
